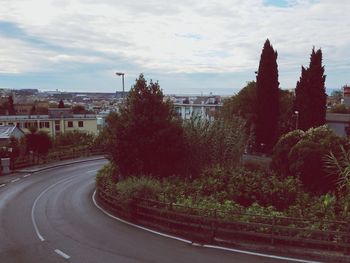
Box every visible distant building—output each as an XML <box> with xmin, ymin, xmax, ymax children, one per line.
<box><xmin>343</xmin><ymin>85</ymin><xmax>350</xmax><ymax>106</ymax></box>
<box><xmin>326</xmin><ymin>113</ymin><xmax>350</xmax><ymax>137</ymax></box>
<box><xmin>14</xmin><ymin>101</ymin><xmax>49</xmax><ymax>115</ymax></box>
<box><xmin>0</xmin><ymin>108</ymin><xmax>98</xmax><ymax>137</ymax></box>
<box><xmin>170</xmin><ymin>95</ymin><xmax>222</xmax><ymax>121</ymax></box>
<box><xmin>0</xmin><ymin>125</ymin><xmax>25</xmax><ymax>145</ymax></box>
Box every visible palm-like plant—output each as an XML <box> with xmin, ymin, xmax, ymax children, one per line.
<box><xmin>324</xmin><ymin>145</ymin><xmax>350</xmax><ymax>191</ymax></box>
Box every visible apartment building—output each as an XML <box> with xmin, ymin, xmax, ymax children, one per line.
<box><xmin>0</xmin><ymin>108</ymin><xmax>98</xmax><ymax>137</ymax></box>
<box><xmin>171</xmin><ymin>95</ymin><xmax>222</xmax><ymax>121</ymax></box>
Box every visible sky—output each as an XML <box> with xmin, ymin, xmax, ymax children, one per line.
<box><xmin>0</xmin><ymin>0</ymin><xmax>349</xmax><ymax>95</ymax></box>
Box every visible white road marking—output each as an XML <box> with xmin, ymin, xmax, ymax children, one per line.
<box><xmin>11</xmin><ymin>178</ymin><xmax>20</xmax><ymax>183</ymax></box>
<box><xmin>92</xmin><ymin>190</ymin><xmax>322</xmax><ymax>263</ymax></box>
<box><xmin>54</xmin><ymin>249</ymin><xmax>70</xmax><ymax>259</ymax></box>
<box><xmin>86</xmin><ymin>169</ymin><xmax>98</xmax><ymax>174</ymax></box>
<box><xmin>32</xmin><ymin>176</ymin><xmax>76</xmax><ymax>241</ymax></box>
<box><xmin>23</xmin><ymin>174</ymin><xmax>31</xmax><ymax>178</ymax></box>
<box><xmin>0</xmin><ymin>184</ymin><xmax>5</xmax><ymax>187</ymax></box>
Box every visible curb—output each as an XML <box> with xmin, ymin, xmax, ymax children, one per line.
<box><xmin>15</xmin><ymin>156</ymin><xmax>107</xmax><ymax>174</ymax></box>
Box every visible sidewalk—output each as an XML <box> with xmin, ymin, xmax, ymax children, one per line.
<box><xmin>0</xmin><ymin>155</ymin><xmax>106</xmax><ymax>185</ymax></box>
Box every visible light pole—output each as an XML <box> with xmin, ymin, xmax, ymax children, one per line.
<box><xmin>115</xmin><ymin>72</ymin><xmax>125</xmax><ymax>99</ymax></box>
<box><xmin>294</xmin><ymin>111</ymin><xmax>299</xmax><ymax>130</ymax></box>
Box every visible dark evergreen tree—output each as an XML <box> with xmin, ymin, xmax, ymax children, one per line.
<box><xmin>58</xmin><ymin>99</ymin><xmax>65</xmax><ymax>108</ymax></box>
<box><xmin>255</xmin><ymin>39</ymin><xmax>279</xmax><ymax>152</ymax></box>
<box><xmin>294</xmin><ymin>48</ymin><xmax>326</xmax><ymax>131</ymax></box>
<box><xmin>112</xmin><ymin>74</ymin><xmax>185</xmax><ymax>178</ymax></box>
<box><xmin>8</xmin><ymin>96</ymin><xmax>15</xmax><ymax>115</ymax></box>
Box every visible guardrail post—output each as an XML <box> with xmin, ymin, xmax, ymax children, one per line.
<box><xmin>271</xmin><ymin>216</ymin><xmax>275</xmax><ymax>245</ymax></box>
<box><xmin>210</xmin><ymin>209</ymin><xmax>217</xmax><ymax>244</ymax></box>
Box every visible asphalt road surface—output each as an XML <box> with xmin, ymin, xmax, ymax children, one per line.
<box><xmin>0</xmin><ymin>159</ymin><xmax>319</xmax><ymax>263</ymax></box>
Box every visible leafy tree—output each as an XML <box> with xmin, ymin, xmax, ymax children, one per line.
<box><xmin>272</xmin><ymin>125</ymin><xmax>347</xmax><ymax>194</ymax></box>
<box><xmin>278</xmin><ymin>89</ymin><xmax>295</xmax><ymax>135</ymax></box>
<box><xmin>72</xmin><ymin>105</ymin><xmax>86</xmax><ymax>114</ymax></box>
<box><xmin>221</xmin><ymin>81</ymin><xmax>257</xmax><ymax>132</ymax></box>
<box><xmin>25</xmin><ymin>128</ymin><xmax>52</xmax><ymax>161</ymax></box>
<box><xmin>221</xmin><ymin>81</ymin><xmax>293</xmax><ymax>151</ymax></box>
<box><xmin>294</xmin><ymin>48</ymin><xmax>326</xmax><ymax>131</ymax></box>
<box><xmin>58</xmin><ymin>99</ymin><xmax>65</xmax><ymax>108</ymax></box>
<box><xmin>255</xmin><ymin>39</ymin><xmax>279</xmax><ymax>152</ymax></box>
<box><xmin>112</xmin><ymin>74</ymin><xmax>185</xmax><ymax>178</ymax></box>
<box><xmin>271</xmin><ymin>129</ymin><xmax>305</xmax><ymax>177</ymax></box>
<box><xmin>330</xmin><ymin>89</ymin><xmax>343</xmax><ymax>105</ymax></box>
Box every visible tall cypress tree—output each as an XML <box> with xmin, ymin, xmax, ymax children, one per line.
<box><xmin>255</xmin><ymin>39</ymin><xmax>279</xmax><ymax>152</ymax></box>
<box><xmin>294</xmin><ymin>48</ymin><xmax>326</xmax><ymax>131</ymax></box>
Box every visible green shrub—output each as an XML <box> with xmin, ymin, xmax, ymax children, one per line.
<box><xmin>271</xmin><ymin>129</ymin><xmax>305</xmax><ymax>177</ymax></box>
<box><xmin>116</xmin><ymin>176</ymin><xmax>162</xmax><ymax>205</ymax></box>
<box><xmin>183</xmin><ymin>116</ymin><xmax>247</xmax><ymax>177</ymax></box>
<box><xmin>272</xmin><ymin>125</ymin><xmax>347</xmax><ymax>194</ymax></box>
<box><xmin>96</xmin><ymin>163</ymin><xmax>118</xmax><ymax>195</ymax></box>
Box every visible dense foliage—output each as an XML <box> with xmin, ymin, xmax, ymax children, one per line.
<box><xmin>221</xmin><ymin>82</ymin><xmax>294</xmax><ymax>152</ymax></box>
<box><xmin>54</xmin><ymin>130</ymin><xmax>95</xmax><ymax>148</ymax></box>
<box><xmin>255</xmin><ymin>39</ymin><xmax>279</xmax><ymax>152</ymax></box>
<box><xmin>272</xmin><ymin>126</ymin><xmax>347</xmax><ymax>194</ymax></box>
<box><xmin>110</xmin><ymin>74</ymin><xmax>185</xmax><ymax>178</ymax></box>
<box><xmin>182</xmin><ymin>116</ymin><xmax>247</xmax><ymax>176</ymax></box>
<box><xmin>25</xmin><ymin>129</ymin><xmax>52</xmax><ymax>159</ymax></box>
<box><xmin>294</xmin><ymin>48</ymin><xmax>326</xmax><ymax>131</ymax></box>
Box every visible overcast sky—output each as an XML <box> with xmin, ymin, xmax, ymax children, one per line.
<box><xmin>0</xmin><ymin>0</ymin><xmax>349</xmax><ymax>95</ymax></box>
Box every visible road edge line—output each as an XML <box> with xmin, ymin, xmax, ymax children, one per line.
<box><xmin>31</xmin><ymin>177</ymin><xmax>76</xmax><ymax>241</ymax></box>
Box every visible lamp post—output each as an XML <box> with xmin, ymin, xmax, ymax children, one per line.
<box><xmin>115</xmin><ymin>72</ymin><xmax>125</xmax><ymax>99</ymax></box>
<box><xmin>294</xmin><ymin>111</ymin><xmax>299</xmax><ymax>130</ymax></box>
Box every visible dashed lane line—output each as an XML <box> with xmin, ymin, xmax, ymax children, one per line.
<box><xmin>23</xmin><ymin>174</ymin><xmax>31</xmax><ymax>178</ymax></box>
<box><xmin>0</xmin><ymin>184</ymin><xmax>5</xmax><ymax>188</ymax></box>
<box><xmin>11</xmin><ymin>178</ymin><xmax>20</xmax><ymax>183</ymax></box>
<box><xmin>54</xmin><ymin>249</ymin><xmax>70</xmax><ymax>259</ymax></box>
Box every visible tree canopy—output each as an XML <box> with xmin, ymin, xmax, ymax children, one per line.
<box><xmin>110</xmin><ymin>74</ymin><xmax>185</xmax><ymax>178</ymax></box>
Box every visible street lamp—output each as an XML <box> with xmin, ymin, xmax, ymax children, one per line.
<box><xmin>115</xmin><ymin>72</ymin><xmax>125</xmax><ymax>99</ymax></box>
<box><xmin>294</xmin><ymin>111</ymin><xmax>299</xmax><ymax>130</ymax></box>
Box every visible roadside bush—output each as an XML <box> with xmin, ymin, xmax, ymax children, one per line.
<box><xmin>54</xmin><ymin>130</ymin><xmax>95</xmax><ymax>148</ymax></box>
<box><xmin>272</xmin><ymin>125</ymin><xmax>347</xmax><ymax>194</ymax></box>
<box><xmin>183</xmin><ymin>116</ymin><xmax>247</xmax><ymax>177</ymax></box>
<box><xmin>187</xmin><ymin>167</ymin><xmax>301</xmax><ymax>211</ymax></box>
<box><xmin>96</xmin><ymin>163</ymin><xmax>118</xmax><ymax>196</ymax></box>
<box><xmin>271</xmin><ymin>129</ymin><xmax>305</xmax><ymax>177</ymax></box>
<box><xmin>116</xmin><ymin>176</ymin><xmax>162</xmax><ymax>205</ymax></box>
<box><xmin>174</xmin><ymin>195</ymin><xmax>243</xmax><ymax>220</ymax></box>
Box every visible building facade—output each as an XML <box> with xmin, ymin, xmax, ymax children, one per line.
<box><xmin>0</xmin><ymin>108</ymin><xmax>98</xmax><ymax>137</ymax></box>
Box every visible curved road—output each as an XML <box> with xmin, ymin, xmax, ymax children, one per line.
<box><xmin>0</xmin><ymin>160</ymin><xmax>319</xmax><ymax>263</ymax></box>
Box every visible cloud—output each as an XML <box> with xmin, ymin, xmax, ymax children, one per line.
<box><xmin>0</xmin><ymin>0</ymin><xmax>349</xmax><ymax>92</ymax></box>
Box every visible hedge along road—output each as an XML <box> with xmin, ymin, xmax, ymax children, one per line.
<box><xmin>0</xmin><ymin>159</ymin><xmax>321</xmax><ymax>263</ymax></box>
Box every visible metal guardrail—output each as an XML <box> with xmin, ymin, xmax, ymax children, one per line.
<box><xmin>96</xmin><ymin>187</ymin><xmax>350</xmax><ymax>253</ymax></box>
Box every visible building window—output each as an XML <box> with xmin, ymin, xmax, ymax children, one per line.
<box><xmin>45</xmin><ymin>122</ymin><xmax>50</xmax><ymax>128</ymax></box>
<box><xmin>55</xmin><ymin>120</ymin><xmax>60</xmax><ymax>131</ymax></box>
<box><xmin>8</xmin><ymin>122</ymin><xmax>13</xmax><ymax>126</ymax></box>
<box><xmin>68</xmin><ymin>121</ymin><xmax>73</xmax><ymax>128</ymax></box>
<box><xmin>78</xmin><ymin>121</ymin><xmax>84</xmax><ymax>127</ymax></box>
